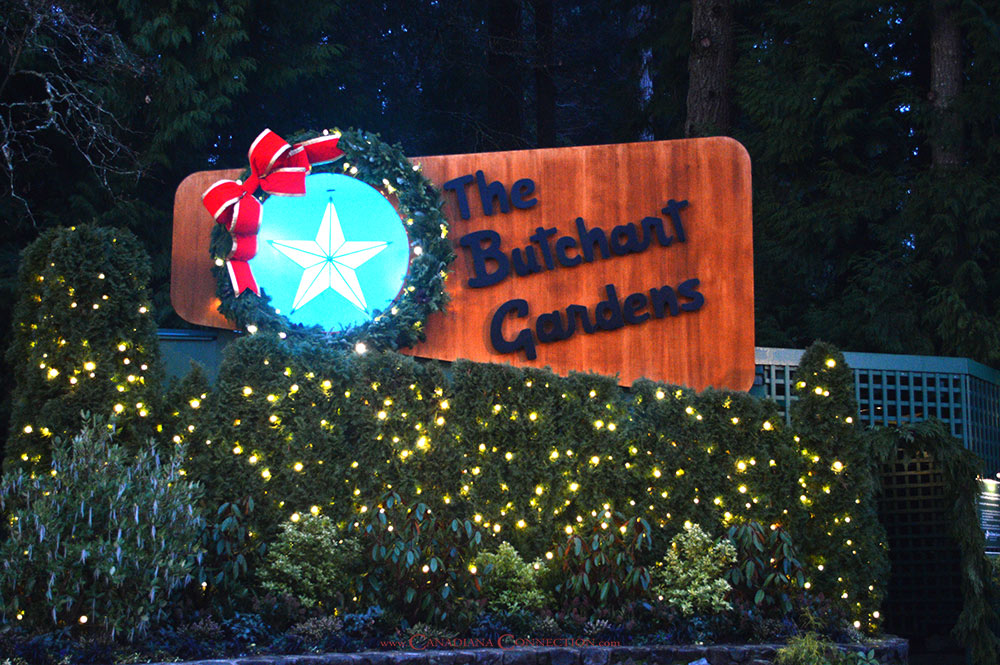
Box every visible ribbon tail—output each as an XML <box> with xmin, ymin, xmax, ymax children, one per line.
<box><xmin>297</xmin><ymin>134</ymin><xmax>344</xmax><ymax>165</ymax></box>
<box><xmin>227</xmin><ymin>260</ymin><xmax>260</xmax><ymax>297</ymax></box>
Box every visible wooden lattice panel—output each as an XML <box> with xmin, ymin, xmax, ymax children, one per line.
<box><xmin>878</xmin><ymin>449</ymin><xmax>962</xmax><ymax>647</ymax></box>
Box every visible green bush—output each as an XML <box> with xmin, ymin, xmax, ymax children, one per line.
<box><xmin>178</xmin><ymin>335</ymin><xmax>887</xmax><ymax>628</ymax></box>
<box><xmin>0</xmin><ymin>415</ymin><xmax>204</xmax><ymax>640</ymax></box>
<box><xmin>352</xmin><ymin>490</ymin><xmax>485</xmax><ymax>626</ymax></box>
<box><xmin>775</xmin><ymin>632</ymin><xmax>881</xmax><ymax>665</ymax></box>
<box><xmin>289</xmin><ymin>615</ymin><xmax>342</xmax><ymax>644</ymax></box>
<box><xmin>475</xmin><ymin>541</ymin><xmax>550</xmax><ymax>612</ymax></box>
<box><xmin>652</xmin><ymin>522</ymin><xmax>735</xmax><ymax>617</ymax></box>
<box><xmin>258</xmin><ymin>513</ymin><xmax>362</xmax><ymax>609</ymax></box>
<box><xmin>789</xmin><ymin>342</ymin><xmax>889</xmax><ymax>629</ymax></box>
<box><xmin>552</xmin><ymin>512</ymin><xmax>651</xmax><ymax>611</ymax></box>
<box><xmin>5</xmin><ymin>225</ymin><xmax>162</xmax><ymax>475</ymax></box>
<box><xmin>726</xmin><ymin>521</ymin><xmax>805</xmax><ymax>615</ymax></box>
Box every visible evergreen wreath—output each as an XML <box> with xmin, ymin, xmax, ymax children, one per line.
<box><xmin>208</xmin><ymin>128</ymin><xmax>454</xmax><ymax>351</ymax></box>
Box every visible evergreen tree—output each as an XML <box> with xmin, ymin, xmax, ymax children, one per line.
<box><xmin>901</xmin><ymin>0</ymin><xmax>1000</xmax><ymax>364</ymax></box>
<box><xmin>4</xmin><ymin>226</ymin><xmax>162</xmax><ymax>474</ymax></box>
<box><xmin>685</xmin><ymin>0</ymin><xmax>734</xmax><ymax>137</ymax></box>
<box><xmin>735</xmin><ymin>2</ymin><xmax>921</xmax><ymax>354</ymax></box>
<box><xmin>735</xmin><ymin>1</ymin><xmax>1000</xmax><ymax>364</ymax></box>
<box><xmin>0</xmin><ymin>0</ymin><xmax>352</xmax><ymax>457</ymax></box>
<box><xmin>790</xmin><ymin>341</ymin><xmax>889</xmax><ymax>630</ymax></box>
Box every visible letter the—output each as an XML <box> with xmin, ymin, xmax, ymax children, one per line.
<box><xmin>476</xmin><ymin>170</ymin><xmax>511</xmax><ymax>216</ymax></box>
<box><xmin>442</xmin><ymin>174</ymin><xmax>475</xmax><ymax>220</ymax></box>
<box><xmin>490</xmin><ymin>299</ymin><xmax>537</xmax><ymax>359</ymax></box>
<box><xmin>459</xmin><ymin>230</ymin><xmax>510</xmax><ymax>288</ymax></box>
<box><xmin>511</xmin><ymin>178</ymin><xmax>538</xmax><ymax>209</ymax></box>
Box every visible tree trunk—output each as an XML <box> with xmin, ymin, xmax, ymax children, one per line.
<box><xmin>930</xmin><ymin>0</ymin><xmax>963</xmax><ymax>169</ymax></box>
<box><xmin>685</xmin><ymin>0</ymin><xmax>733</xmax><ymax>138</ymax></box>
<box><xmin>630</xmin><ymin>4</ymin><xmax>654</xmax><ymax>140</ymax></box>
<box><xmin>534</xmin><ymin>0</ymin><xmax>556</xmax><ymax>147</ymax></box>
<box><xmin>487</xmin><ymin>0</ymin><xmax>524</xmax><ymax>148</ymax></box>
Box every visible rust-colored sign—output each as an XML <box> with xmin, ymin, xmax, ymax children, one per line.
<box><xmin>171</xmin><ymin>137</ymin><xmax>754</xmax><ymax>390</ymax></box>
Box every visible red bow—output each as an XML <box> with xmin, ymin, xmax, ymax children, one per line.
<box><xmin>202</xmin><ymin>129</ymin><xmax>344</xmax><ymax>296</ymax></box>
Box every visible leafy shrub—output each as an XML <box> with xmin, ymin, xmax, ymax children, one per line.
<box><xmin>775</xmin><ymin>632</ymin><xmax>881</xmax><ymax>665</ymax></box>
<box><xmin>221</xmin><ymin>612</ymin><xmax>271</xmax><ymax>649</ymax></box>
<box><xmin>289</xmin><ymin>615</ymin><xmax>342</xmax><ymax>644</ymax></box>
<box><xmin>726</xmin><ymin>521</ymin><xmax>805</xmax><ymax>615</ymax></box>
<box><xmin>651</xmin><ymin>522</ymin><xmax>736</xmax><ymax>617</ymax></box>
<box><xmin>180</xmin><ymin>616</ymin><xmax>224</xmax><ymax>644</ymax></box>
<box><xmin>470</xmin><ymin>612</ymin><xmax>513</xmax><ymax>641</ymax></box>
<box><xmin>553</xmin><ymin>512</ymin><xmax>651</xmax><ymax>611</ymax></box>
<box><xmin>795</xmin><ymin>592</ymin><xmax>854</xmax><ymax>642</ymax></box>
<box><xmin>475</xmin><ymin>542</ymin><xmax>550</xmax><ymax>612</ymax></box>
<box><xmin>5</xmin><ymin>225</ymin><xmax>162</xmax><ymax>475</ymax></box>
<box><xmin>353</xmin><ymin>491</ymin><xmax>485</xmax><ymax>625</ymax></box>
<box><xmin>248</xmin><ymin>592</ymin><xmax>312</xmax><ymax>635</ymax></box>
<box><xmin>0</xmin><ymin>415</ymin><xmax>204</xmax><ymax>640</ymax></box>
<box><xmin>258</xmin><ymin>513</ymin><xmax>363</xmax><ymax>609</ymax></box>
<box><xmin>201</xmin><ymin>497</ymin><xmax>266</xmax><ymax>598</ymax></box>
<box><xmin>403</xmin><ymin>622</ymin><xmax>458</xmax><ymax>648</ymax></box>
<box><xmin>527</xmin><ymin>614</ymin><xmax>562</xmax><ymax>638</ymax></box>
<box><xmin>340</xmin><ymin>605</ymin><xmax>385</xmax><ymax>640</ymax></box>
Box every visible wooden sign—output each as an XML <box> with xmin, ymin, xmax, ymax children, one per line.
<box><xmin>171</xmin><ymin>137</ymin><xmax>754</xmax><ymax>390</ymax></box>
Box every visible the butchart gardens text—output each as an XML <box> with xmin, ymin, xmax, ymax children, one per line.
<box><xmin>444</xmin><ymin>170</ymin><xmax>704</xmax><ymax>360</ymax></box>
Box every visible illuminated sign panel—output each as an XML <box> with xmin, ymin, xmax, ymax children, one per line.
<box><xmin>253</xmin><ymin>173</ymin><xmax>410</xmax><ymax>329</ymax></box>
<box><xmin>172</xmin><ymin>137</ymin><xmax>753</xmax><ymax>391</ymax></box>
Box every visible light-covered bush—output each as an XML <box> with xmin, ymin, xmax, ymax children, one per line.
<box><xmin>258</xmin><ymin>513</ymin><xmax>362</xmax><ymax>609</ymax></box>
<box><xmin>5</xmin><ymin>225</ymin><xmax>162</xmax><ymax>475</ymax></box>
<box><xmin>651</xmin><ymin>522</ymin><xmax>736</xmax><ymax>617</ymax></box>
<box><xmin>0</xmin><ymin>415</ymin><xmax>204</xmax><ymax>640</ymax></box>
<box><xmin>474</xmin><ymin>541</ymin><xmax>550</xmax><ymax>612</ymax></box>
<box><xmin>353</xmin><ymin>491</ymin><xmax>485</xmax><ymax>626</ymax></box>
<box><xmin>726</xmin><ymin>521</ymin><xmax>805</xmax><ymax>615</ymax></box>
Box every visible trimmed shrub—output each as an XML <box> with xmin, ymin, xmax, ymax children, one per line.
<box><xmin>475</xmin><ymin>541</ymin><xmax>550</xmax><ymax>613</ymax></box>
<box><xmin>5</xmin><ymin>225</ymin><xmax>161</xmax><ymax>475</ymax></box>
<box><xmin>0</xmin><ymin>415</ymin><xmax>204</xmax><ymax>640</ymax></box>
<box><xmin>179</xmin><ymin>335</ymin><xmax>888</xmax><ymax>629</ymax></box>
<box><xmin>652</xmin><ymin>522</ymin><xmax>735</xmax><ymax>617</ymax></box>
<box><xmin>789</xmin><ymin>342</ymin><xmax>889</xmax><ymax>629</ymax></box>
<box><xmin>258</xmin><ymin>514</ymin><xmax>362</xmax><ymax>609</ymax></box>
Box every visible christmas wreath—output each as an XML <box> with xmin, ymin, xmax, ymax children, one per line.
<box><xmin>202</xmin><ymin>128</ymin><xmax>454</xmax><ymax>351</ymax></box>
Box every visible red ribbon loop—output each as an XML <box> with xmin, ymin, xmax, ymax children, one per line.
<box><xmin>201</xmin><ymin>129</ymin><xmax>344</xmax><ymax>297</ymax></box>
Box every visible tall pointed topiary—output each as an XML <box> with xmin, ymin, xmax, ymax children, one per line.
<box><xmin>790</xmin><ymin>340</ymin><xmax>889</xmax><ymax>632</ymax></box>
<box><xmin>4</xmin><ymin>225</ymin><xmax>162</xmax><ymax>474</ymax></box>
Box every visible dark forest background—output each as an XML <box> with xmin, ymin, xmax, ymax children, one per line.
<box><xmin>2</xmin><ymin>0</ymin><xmax>999</xmax><ymax>390</ymax></box>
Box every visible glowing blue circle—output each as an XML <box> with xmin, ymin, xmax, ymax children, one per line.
<box><xmin>251</xmin><ymin>173</ymin><xmax>410</xmax><ymax>330</ymax></box>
